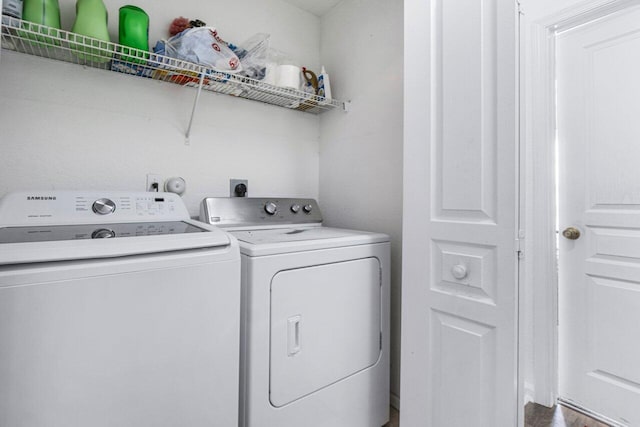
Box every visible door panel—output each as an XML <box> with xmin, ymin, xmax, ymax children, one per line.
<box><xmin>557</xmin><ymin>7</ymin><xmax>640</xmax><ymax>425</ymax></box>
<box><xmin>430</xmin><ymin>311</ymin><xmax>497</xmax><ymax>426</ymax></box>
<box><xmin>269</xmin><ymin>258</ymin><xmax>381</xmax><ymax>407</ymax></box>
<box><xmin>437</xmin><ymin>0</ymin><xmax>497</xmax><ymax>221</ymax></box>
<box><xmin>401</xmin><ymin>0</ymin><xmax>519</xmax><ymax>425</ymax></box>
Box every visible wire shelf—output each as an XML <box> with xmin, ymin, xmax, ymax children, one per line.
<box><xmin>0</xmin><ymin>15</ymin><xmax>342</xmax><ymax>115</ymax></box>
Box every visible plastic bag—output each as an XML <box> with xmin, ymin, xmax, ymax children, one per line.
<box><xmin>228</xmin><ymin>33</ymin><xmax>270</xmax><ymax>80</ymax></box>
<box><xmin>162</xmin><ymin>26</ymin><xmax>242</xmax><ymax>73</ymax></box>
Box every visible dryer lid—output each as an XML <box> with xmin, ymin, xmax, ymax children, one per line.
<box><xmin>232</xmin><ymin>226</ymin><xmax>367</xmax><ymax>244</ymax></box>
<box><xmin>230</xmin><ymin>226</ymin><xmax>389</xmax><ymax>256</ymax></box>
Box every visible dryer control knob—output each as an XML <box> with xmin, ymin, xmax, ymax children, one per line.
<box><xmin>303</xmin><ymin>204</ymin><xmax>313</xmax><ymax>214</ymax></box>
<box><xmin>92</xmin><ymin>198</ymin><xmax>116</xmax><ymax>215</ymax></box>
<box><xmin>290</xmin><ymin>204</ymin><xmax>301</xmax><ymax>213</ymax></box>
<box><xmin>264</xmin><ymin>201</ymin><xmax>278</xmax><ymax>215</ymax></box>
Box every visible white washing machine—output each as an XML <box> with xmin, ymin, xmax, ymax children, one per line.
<box><xmin>200</xmin><ymin>197</ymin><xmax>390</xmax><ymax>427</ymax></box>
<box><xmin>0</xmin><ymin>191</ymin><xmax>241</xmax><ymax>427</ymax></box>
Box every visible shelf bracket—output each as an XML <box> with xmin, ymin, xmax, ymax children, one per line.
<box><xmin>185</xmin><ymin>72</ymin><xmax>206</xmax><ymax>145</ymax></box>
<box><xmin>342</xmin><ymin>100</ymin><xmax>352</xmax><ymax>113</ymax></box>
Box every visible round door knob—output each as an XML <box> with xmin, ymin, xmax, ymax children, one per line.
<box><xmin>303</xmin><ymin>204</ymin><xmax>313</xmax><ymax>214</ymax></box>
<box><xmin>562</xmin><ymin>227</ymin><xmax>581</xmax><ymax>240</ymax></box>
<box><xmin>264</xmin><ymin>201</ymin><xmax>277</xmax><ymax>215</ymax></box>
<box><xmin>290</xmin><ymin>204</ymin><xmax>301</xmax><ymax>213</ymax></box>
<box><xmin>92</xmin><ymin>198</ymin><xmax>116</xmax><ymax>215</ymax></box>
<box><xmin>451</xmin><ymin>264</ymin><xmax>468</xmax><ymax>280</ymax></box>
<box><xmin>91</xmin><ymin>228</ymin><xmax>115</xmax><ymax>239</ymax></box>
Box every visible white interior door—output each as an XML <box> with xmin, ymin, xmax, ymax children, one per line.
<box><xmin>401</xmin><ymin>0</ymin><xmax>520</xmax><ymax>426</ymax></box>
<box><xmin>557</xmin><ymin>7</ymin><xmax>640</xmax><ymax>426</ymax></box>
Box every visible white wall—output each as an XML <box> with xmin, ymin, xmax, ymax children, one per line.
<box><xmin>0</xmin><ymin>0</ymin><xmax>322</xmax><ymax>217</ymax></box>
<box><xmin>319</xmin><ymin>0</ymin><xmax>403</xmax><ymax>405</ymax></box>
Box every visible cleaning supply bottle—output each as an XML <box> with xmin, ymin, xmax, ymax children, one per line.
<box><xmin>72</xmin><ymin>0</ymin><xmax>110</xmax><ymax>41</ymax></box>
<box><xmin>118</xmin><ymin>5</ymin><xmax>150</xmax><ymax>63</ymax></box>
<box><xmin>318</xmin><ymin>66</ymin><xmax>332</xmax><ymax>101</ymax></box>
<box><xmin>21</xmin><ymin>0</ymin><xmax>60</xmax><ymax>44</ymax></box>
<box><xmin>302</xmin><ymin>67</ymin><xmax>318</xmax><ymax>94</ymax></box>
<box><xmin>22</xmin><ymin>0</ymin><xmax>61</xmax><ymax>28</ymax></box>
<box><xmin>71</xmin><ymin>0</ymin><xmax>111</xmax><ymax>62</ymax></box>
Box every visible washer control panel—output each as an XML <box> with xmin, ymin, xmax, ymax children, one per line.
<box><xmin>200</xmin><ymin>197</ymin><xmax>323</xmax><ymax>227</ymax></box>
<box><xmin>0</xmin><ymin>191</ymin><xmax>189</xmax><ymax>226</ymax></box>
<box><xmin>76</xmin><ymin>194</ymin><xmax>180</xmax><ymax>218</ymax></box>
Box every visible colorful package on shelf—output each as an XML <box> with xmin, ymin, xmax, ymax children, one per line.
<box><xmin>110</xmin><ymin>60</ymin><xmax>154</xmax><ymax>78</ymax></box>
<box><xmin>149</xmin><ymin>67</ymin><xmax>243</xmax><ymax>96</ymax></box>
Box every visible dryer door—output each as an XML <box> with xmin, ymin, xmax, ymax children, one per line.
<box><xmin>269</xmin><ymin>257</ymin><xmax>381</xmax><ymax>407</ymax></box>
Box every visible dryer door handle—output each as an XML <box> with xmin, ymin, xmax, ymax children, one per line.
<box><xmin>287</xmin><ymin>315</ymin><xmax>302</xmax><ymax>356</ymax></box>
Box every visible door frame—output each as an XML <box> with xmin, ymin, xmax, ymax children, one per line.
<box><xmin>525</xmin><ymin>0</ymin><xmax>640</xmax><ymax>408</ymax></box>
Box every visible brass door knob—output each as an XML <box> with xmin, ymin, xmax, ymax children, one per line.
<box><xmin>562</xmin><ymin>227</ymin><xmax>581</xmax><ymax>240</ymax></box>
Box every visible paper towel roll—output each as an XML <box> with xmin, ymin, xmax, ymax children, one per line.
<box><xmin>276</xmin><ymin>65</ymin><xmax>302</xmax><ymax>90</ymax></box>
<box><xmin>263</xmin><ymin>62</ymin><xmax>278</xmax><ymax>86</ymax></box>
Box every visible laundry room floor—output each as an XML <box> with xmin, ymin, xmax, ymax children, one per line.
<box><xmin>387</xmin><ymin>403</ymin><xmax>608</xmax><ymax>426</ymax></box>
<box><xmin>384</xmin><ymin>406</ymin><xmax>399</xmax><ymax>427</ymax></box>
<box><xmin>525</xmin><ymin>403</ymin><xmax>610</xmax><ymax>427</ymax></box>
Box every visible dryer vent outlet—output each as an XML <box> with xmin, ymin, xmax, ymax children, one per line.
<box><xmin>230</xmin><ymin>179</ymin><xmax>248</xmax><ymax>197</ymax></box>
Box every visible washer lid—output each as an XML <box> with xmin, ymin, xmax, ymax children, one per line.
<box><xmin>230</xmin><ymin>226</ymin><xmax>389</xmax><ymax>256</ymax></box>
<box><xmin>0</xmin><ymin>219</ymin><xmax>231</xmax><ymax>265</ymax></box>
<box><xmin>0</xmin><ymin>221</ymin><xmax>208</xmax><ymax>244</ymax></box>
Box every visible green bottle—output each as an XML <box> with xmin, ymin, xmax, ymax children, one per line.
<box><xmin>21</xmin><ymin>0</ymin><xmax>61</xmax><ymax>44</ymax></box>
<box><xmin>22</xmin><ymin>0</ymin><xmax>61</xmax><ymax>28</ymax></box>
<box><xmin>118</xmin><ymin>5</ymin><xmax>149</xmax><ymax>64</ymax></box>
<box><xmin>71</xmin><ymin>0</ymin><xmax>112</xmax><ymax>63</ymax></box>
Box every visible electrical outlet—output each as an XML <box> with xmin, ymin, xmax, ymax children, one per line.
<box><xmin>230</xmin><ymin>179</ymin><xmax>248</xmax><ymax>197</ymax></box>
<box><xmin>146</xmin><ymin>174</ymin><xmax>163</xmax><ymax>192</ymax></box>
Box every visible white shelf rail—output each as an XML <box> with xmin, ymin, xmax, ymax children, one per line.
<box><xmin>1</xmin><ymin>15</ymin><xmax>344</xmax><ymax>141</ymax></box>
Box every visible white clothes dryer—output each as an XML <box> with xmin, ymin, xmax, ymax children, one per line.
<box><xmin>200</xmin><ymin>197</ymin><xmax>390</xmax><ymax>427</ymax></box>
<box><xmin>0</xmin><ymin>191</ymin><xmax>241</xmax><ymax>427</ymax></box>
